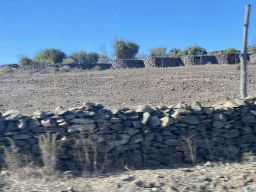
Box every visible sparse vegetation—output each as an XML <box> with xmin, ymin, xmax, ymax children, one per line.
<box><xmin>1</xmin><ymin>65</ymin><xmax>14</xmax><ymax>73</ymax></box>
<box><xmin>37</xmin><ymin>132</ymin><xmax>61</xmax><ymax>175</ymax></box>
<box><xmin>149</xmin><ymin>45</ymin><xmax>167</xmax><ymax>57</ymax></box>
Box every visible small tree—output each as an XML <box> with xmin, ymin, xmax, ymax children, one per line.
<box><xmin>70</xmin><ymin>51</ymin><xmax>88</xmax><ymax>64</ymax></box>
<box><xmin>18</xmin><ymin>56</ymin><xmax>33</xmax><ymax>67</ymax></box>
<box><xmin>87</xmin><ymin>52</ymin><xmax>99</xmax><ymax>64</ymax></box>
<box><xmin>113</xmin><ymin>38</ymin><xmax>139</xmax><ymax>59</ymax></box>
<box><xmin>149</xmin><ymin>46</ymin><xmax>167</xmax><ymax>57</ymax></box>
<box><xmin>185</xmin><ymin>44</ymin><xmax>207</xmax><ymax>55</ymax></box>
<box><xmin>33</xmin><ymin>48</ymin><xmax>66</xmax><ymax>65</ymax></box>
<box><xmin>167</xmin><ymin>48</ymin><xmax>181</xmax><ymax>57</ymax></box>
<box><xmin>225</xmin><ymin>48</ymin><xmax>237</xmax><ymax>54</ymax></box>
<box><xmin>98</xmin><ymin>54</ymin><xmax>108</xmax><ymax>63</ymax></box>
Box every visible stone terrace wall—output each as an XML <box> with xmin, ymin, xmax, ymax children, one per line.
<box><xmin>1</xmin><ymin>96</ymin><xmax>256</xmax><ymax>171</ymax></box>
<box><xmin>249</xmin><ymin>54</ymin><xmax>256</xmax><ymax>64</ymax></box>
<box><xmin>139</xmin><ymin>57</ymin><xmax>184</xmax><ymax>67</ymax></box>
<box><xmin>180</xmin><ymin>56</ymin><xmax>195</xmax><ymax>66</ymax></box>
<box><xmin>108</xmin><ymin>60</ymin><xmax>145</xmax><ymax>69</ymax></box>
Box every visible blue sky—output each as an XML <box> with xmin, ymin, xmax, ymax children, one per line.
<box><xmin>0</xmin><ymin>0</ymin><xmax>255</xmax><ymax>65</ymax></box>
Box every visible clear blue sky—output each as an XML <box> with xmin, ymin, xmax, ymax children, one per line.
<box><xmin>0</xmin><ymin>0</ymin><xmax>255</xmax><ymax>65</ymax></box>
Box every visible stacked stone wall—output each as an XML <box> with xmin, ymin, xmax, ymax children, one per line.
<box><xmin>249</xmin><ymin>54</ymin><xmax>256</xmax><ymax>64</ymax></box>
<box><xmin>108</xmin><ymin>60</ymin><xmax>145</xmax><ymax>69</ymax></box>
<box><xmin>138</xmin><ymin>57</ymin><xmax>183</xmax><ymax>67</ymax></box>
<box><xmin>1</xmin><ymin>96</ymin><xmax>256</xmax><ymax>171</ymax></box>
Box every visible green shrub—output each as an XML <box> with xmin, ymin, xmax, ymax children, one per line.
<box><xmin>1</xmin><ymin>66</ymin><xmax>14</xmax><ymax>73</ymax></box>
<box><xmin>236</xmin><ymin>63</ymin><xmax>241</xmax><ymax>70</ymax></box>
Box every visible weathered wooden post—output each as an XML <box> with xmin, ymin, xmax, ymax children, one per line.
<box><xmin>240</xmin><ymin>4</ymin><xmax>250</xmax><ymax>99</ymax></box>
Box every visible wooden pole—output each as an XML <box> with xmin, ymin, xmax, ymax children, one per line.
<box><xmin>240</xmin><ymin>4</ymin><xmax>250</xmax><ymax>99</ymax></box>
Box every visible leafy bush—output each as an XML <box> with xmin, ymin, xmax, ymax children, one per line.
<box><xmin>1</xmin><ymin>66</ymin><xmax>14</xmax><ymax>73</ymax></box>
<box><xmin>225</xmin><ymin>48</ymin><xmax>237</xmax><ymax>54</ymax></box>
<box><xmin>113</xmin><ymin>37</ymin><xmax>139</xmax><ymax>59</ymax></box>
<box><xmin>185</xmin><ymin>44</ymin><xmax>207</xmax><ymax>55</ymax></box>
<box><xmin>247</xmin><ymin>45</ymin><xmax>256</xmax><ymax>54</ymax></box>
<box><xmin>70</xmin><ymin>50</ymin><xmax>87</xmax><ymax>64</ymax></box>
<box><xmin>33</xmin><ymin>48</ymin><xmax>67</xmax><ymax>65</ymax></box>
<box><xmin>62</xmin><ymin>58</ymin><xmax>76</xmax><ymax>64</ymax></box>
<box><xmin>18</xmin><ymin>56</ymin><xmax>33</xmax><ymax>67</ymax></box>
<box><xmin>87</xmin><ymin>52</ymin><xmax>99</xmax><ymax>64</ymax></box>
<box><xmin>149</xmin><ymin>46</ymin><xmax>167</xmax><ymax>57</ymax></box>
<box><xmin>237</xmin><ymin>63</ymin><xmax>241</xmax><ymax>70</ymax></box>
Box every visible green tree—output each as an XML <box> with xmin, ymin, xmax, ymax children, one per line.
<box><xmin>149</xmin><ymin>46</ymin><xmax>167</xmax><ymax>57</ymax></box>
<box><xmin>18</xmin><ymin>56</ymin><xmax>33</xmax><ymax>67</ymax></box>
<box><xmin>98</xmin><ymin>54</ymin><xmax>108</xmax><ymax>63</ymax></box>
<box><xmin>185</xmin><ymin>44</ymin><xmax>207</xmax><ymax>55</ymax></box>
<box><xmin>113</xmin><ymin>38</ymin><xmax>139</xmax><ymax>59</ymax></box>
<box><xmin>167</xmin><ymin>48</ymin><xmax>181</xmax><ymax>57</ymax></box>
<box><xmin>225</xmin><ymin>48</ymin><xmax>237</xmax><ymax>54</ymax></box>
<box><xmin>70</xmin><ymin>51</ymin><xmax>87</xmax><ymax>64</ymax></box>
<box><xmin>33</xmin><ymin>48</ymin><xmax>66</xmax><ymax>65</ymax></box>
<box><xmin>62</xmin><ymin>58</ymin><xmax>76</xmax><ymax>64</ymax></box>
<box><xmin>247</xmin><ymin>45</ymin><xmax>256</xmax><ymax>54</ymax></box>
<box><xmin>87</xmin><ymin>52</ymin><xmax>99</xmax><ymax>64</ymax></box>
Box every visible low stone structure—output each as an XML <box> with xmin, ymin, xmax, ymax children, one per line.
<box><xmin>1</xmin><ymin>96</ymin><xmax>256</xmax><ymax>171</ymax></box>
<box><xmin>108</xmin><ymin>59</ymin><xmax>145</xmax><ymax>69</ymax></box>
<box><xmin>138</xmin><ymin>57</ymin><xmax>183</xmax><ymax>67</ymax></box>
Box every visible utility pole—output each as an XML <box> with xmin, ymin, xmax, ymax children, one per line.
<box><xmin>240</xmin><ymin>4</ymin><xmax>250</xmax><ymax>99</ymax></box>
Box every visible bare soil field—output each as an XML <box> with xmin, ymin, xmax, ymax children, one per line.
<box><xmin>1</xmin><ymin>64</ymin><xmax>256</xmax><ymax>192</ymax></box>
<box><xmin>1</xmin><ymin>64</ymin><xmax>256</xmax><ymax>115</ymax></box>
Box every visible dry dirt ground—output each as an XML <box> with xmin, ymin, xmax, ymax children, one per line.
<box><xmin>1</xmin><ymin>64</ymin><xmax>256</xmax><ymax>192</ymax></box>
<box><xmin>1</xmin><ymin>64</ymin><xmax>256</xmax><ymax>115</ymax></box>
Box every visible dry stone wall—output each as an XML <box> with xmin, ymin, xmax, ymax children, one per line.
<box><xmin>108</xmin><ymin>60</ymin><xmax>145</xmax><ymax>69</ymax></box>
<box><xmin>1</xmin><ymin>96</ymin><xmax>256</xmax><ymax>171</ymax></box>
<box><xmin>139</xmin><ymin>57</ymin><xmax>183</xmax><ymax>68</ymax></box>
<box><xmin>249</xmin><ymin>54</ymin><xmax>256</xmax><ymax>64</ymax></box>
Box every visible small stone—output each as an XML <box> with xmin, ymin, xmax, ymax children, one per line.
<box><xmin>181</xmin><ymin>115</ymin><xmax>199</xmax><ymax>124</ymax></box>
<box><xmin>141</xmin><ymin>112</ymin><xmax>150</xmax><ymax>125</ymax></box>
<box><xmin>2</xmin><ymin>110</ymin><xmax>22</xmax><ymax>121</ymax></box>
<box><xmin>135</xmin><ymin>105</ymin><xmax>154</xmax><ymax>113</ymax></box>
<box><xmin>33</xmin><ymin>110</ymin><xmax>47</xmax><ymax>119</ymax></box>
<box><xmin>160</xmin><ymin>116</ymin><xmax>174</xmax><ymax>127</ymax></box>
<box><xmin>70</xmin><ymin>118</ymin><xmax>94</xmax><ymax>124</ymax></box>
<box><xmin>149</xmin><ymin>116</ymin><xmax>161</xmax><ymax>127</ymax></box>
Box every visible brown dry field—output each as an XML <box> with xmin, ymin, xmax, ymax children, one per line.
<box><xmin>1</xmin><ymin>64</ymin><xmax>256</xmax><ymax>115</ymax></box>
<box><xmin>1</xmin><ymin>64</ymin><xmax>256</xmax><ymax>192</ymax></box>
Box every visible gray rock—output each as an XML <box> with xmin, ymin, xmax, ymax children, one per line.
<box><xmin>28</xmin><ymin>117</ymin><xmax>41</xmax><ymax>128</ymax></box>
<box><xmin>127</xmin><ymin>128</ymin><xmax>140</xmax><ymax>136</ymax></box>
<box><xmin>117</xmin><ymin>113</ymin><xmax>128</xmax><ymax>120</ymax></box>
<box><xmin>142</xmin><ymin>146</ymin><xmax>160</xmax><ymax>154</ymax></box>
<box><xmin>203</xmin><ymin>107</ymin><xmax>213</xmax><ymax>114</ymax></box>
<box><xmin>109</xmin><ymin>117</ymin><xmax>122</xmax><ymax>123</ymax></box>
<box><xmin>212</xmin><ymin>121</ymin><xmax>225</xmax><ymax>128</ymax></box>
<box><xmin>0</xmin><ymin>118</ymin><xmax>6</xmax><ymax>132</ymax></box>
<box><xmin>130</xmin><ymin>134</ymin><xmax>144</xmax><ymax>144</ymax></box>
<box><xmin>68</xmin><ymin>124</ymin><xmax>96</xmax><ymax>133</ymax></box>
<box><xmin>141</xmin><ymin>112</ymin><xmax>150</xmax><ymax>125</ymax></box>
<box><xmin>196</xmin><ymin>139</ymin><xmax>214</xmax><ymax>149</ymax></box>
<box><xmin>83</xmin><ymin>102</ymin><xmax>95</xmax><ymax>107</ymax></box>
<box><xmin>110</xmin><ymin>123</ymin><xmax>122</xmax><ymax>130</ymax></box>
<box><xmin>132</xmin><ymin>121</ymin><xmax>142</xmax><ymax>128</ymax></box>
<box><xmin>31</xmin><ymin>144</ymin><xmax>40</xmax><ymax>155</ymax></box>
<box><xmin>240</xmin><ymin>126</ymin><xmax>253</xmax><ymax>135</ymax></box>
<box><xmin>242</xmin><ymin>114</ymin><xmax>256</xmax><ymax>124</ymax></box>
<box><xmin>235</xmin><ymin>134</ymin><xmax>256</xmax><ymax>144</ymax></box>
<box><xmin>171</xmin><ymin>112</ymin><xmax>182</xmax><ymax>121</ymax></box>
<box><xmin>191</xmin><ymin>101</ymin><xmax>203</xmax><ymax>114</ymax></box>
<box><xmin>145</xmin><ymin>132</ymin><xmax>155</xmax><ymax>141</ymax></box>
<box><xmin>122</xmin><ymin>120</ymin><xmax>132</xmax><ymax>127</ymax></box>
<box><xmin>13</xmin><ymin>134</ymin><xmax>31</xmax><ymax>140</ymax></box>
<box><xmin>212</xmin><ymin>137</ymin><xmax>225</xmax><ymax>145</ymax></box>
<box><xmin>149</xmin><ymin>116</ymin><xmax>161</xmax><ymax>127</ymax></box>
<box><xmin>135</xmin><ymin>105</ymin><xmax>154</xmax><ymax>113</ymax></box>
<box><xmin>65</xmin><ymin>114</ymin><xmax>76</xmax><ymax>120</ymax></box>
<box><xmin>164</xmin><ymin>139</ymin><xmax>178</xmax><ymax>145</ymax></box>
<box><xmin>160</xmin><ymin>116</ymin><xmax>174</xmax><ymax>127</ymax></box>
<box><xmin>33</xmin><ymin>110</ymin><xmax>47</xmax><ymax>119</ymax></box>
<box><xmin>213</xmin><ymin>113</ymin><xmax>227</xmax><ymax>122</ymax></box>
<box><xmin>181</xmin><ymin>115</ymin><xmax>199</xmax><ymax>125</ymax></box>
<box><xmin>2</xmin><ymin>110</ymin><xmax>22</xmax><ymax>121</ymax></box>
<box><xmin>6</xmin><ymin>122</ymin><xmax>18</xmax><ymax>132</ymax></box>
<box><xmin>54</xmin><ymin>106</ymin><xmax>68</xmax><ymax>116</ymax></box>
<box><xmin>69</xmin><ymin>118</ymin><xmax>94</xmax><ymax>124</ymax></box>
<box><xmin>41</xmin><ymin>117</ymin><xmax>56</xmax><ymax>128</ymax></box>
<box><xmin>142</xmin><ymin>126</ymin><xmax>152</xmax><ymax>135</ymax></box>
<box><xmin>160</xmin><ymin>146</ymin><xmax>176</xmax><ymax>155</ymax></box>
<box><xmin>168</xmin><ymin>152</ymin><xmax>183</xmax><ymax>165</ymax></box>
<box><xmin>18</xmin><ymin>119</ymin><xmax>27</xmax><ymax>129</ymax></box>
<box><xmin>116</xmin><ymin>144</ymin><xmax>140</xmax><ymax>151</ymax></box>
<box><xmin>155</xmin><ymin>132</ymin><xmax>163</xmax><ymax>143</ymax></box>
<box><xmin>119</xmin><ymin>134</ymin><xmax>131</xmax><ymax>141</ymax></box>
<box><xmin>109</xmin><ymin>140</ymin><xmax>129</xmax><ymax>148</ymax></box>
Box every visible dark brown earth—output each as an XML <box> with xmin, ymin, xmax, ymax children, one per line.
<box><xmin>1</xmin><ymin>64</ymin><xmax>256</xmax><ymax>115</ymax></box>
<box><xmin>1</xmin><ymin>64</ymin><xmax>256</xmax><ymax>192</ymax></box>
